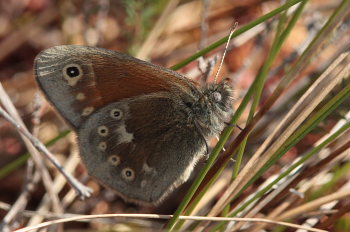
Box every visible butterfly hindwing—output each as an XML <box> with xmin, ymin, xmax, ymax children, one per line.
<box><xmin>77</xmin><ymin>92</ymin><xmax>206</xmax><ymax>204</ymax></box>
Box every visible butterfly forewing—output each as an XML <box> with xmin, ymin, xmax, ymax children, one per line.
<box><xmin>34</xmin><ymin>45</ymin><xmax>195</xmax><ymax>129</ymax></box>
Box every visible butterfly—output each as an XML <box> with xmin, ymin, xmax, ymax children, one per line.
<box><xmin>34</xmin><ymin>45</ymin><xmax>233</xmax><ymax>205</ymax></box>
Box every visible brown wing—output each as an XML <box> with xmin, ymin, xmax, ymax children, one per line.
<box><xmin>77</xmin><ymin>92</ymin><xmax>206</xmax><ymax>205</ymax></box>
<box><xmin>34</xmin><ymin>45</ymin><xmax>196</xmax><ymax>128</ymax></box>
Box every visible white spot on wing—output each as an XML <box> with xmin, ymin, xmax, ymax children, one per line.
<box><xmin>38</xmin><ymin>54</ymin><xmax>54</xmax><ymax>58</ymax></box>
<box><xmin>38</xmin><ymin>70</ymin><xmax>55</xmax><ymax>76</ymax></box>
<box><xmin>76</xmin><ymin>92</ymin><xmax>86</xmax><ymax>100</ymax></box>
<box><xmin>36</xmin><ymin>64</ymin><xmax>58</xmax><ymax>69</ymax></box>
<box><xmin>141</xmin><ymin>180</ymin><xmax>147</xmax><ymax>188</ymax></box>
<box><xmin>142</xmin><ymin>163</ymin><xmax>155</xmax><ymax>174</ymax></box>
<box><xmin>115</xmin><ymin>124</ymin><xmax>134</xmax><ymax>144</ymax></box>
<box><xmin>82</xmin><ymin>106</ymin><xmax>94</xmax><ymax>116</ymax></box>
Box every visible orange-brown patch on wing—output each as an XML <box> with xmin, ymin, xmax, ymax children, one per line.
<box><xmin>87</xmin><ymin>55</ymin><xmax>194</xmax><ymax>109</ymax></box>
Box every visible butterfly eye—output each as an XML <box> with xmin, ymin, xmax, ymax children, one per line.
<box><xmin>97</xmin><ymin>125</ymin><xmax>109</xmax><ymax>136</ymax></box>
<box><xmin>108</xmin><ymin>155</ymin><xmax>120</xmax><ymax>166</ymax></box>
<box><xmin>110</xmin><ymin>108</ymin><xmax>123</xmax><ymax>119</ymax></box>
<box><xmin>185</xmin><ymin>102</ymin><xmax>193</xmax><ymax>108</ymax></box>
<box><xmin>122</xmin><ymin>168</ymin><xmax>135</xmax><ymax>181</ymax></box>
<box><xmin>62</xmin><ymin>64</ymin><xmax>83</xmax><ymax>86</ymax></box>
<box><xmin>213</xmin><ymin>92</ymin><xmax>222</xmax><ymax>102</ymax></box>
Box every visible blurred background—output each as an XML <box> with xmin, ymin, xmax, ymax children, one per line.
<box><xmin>0</xmin><ymin>0</ymin><xmax>349</xmax><ymax>231</ymax></box>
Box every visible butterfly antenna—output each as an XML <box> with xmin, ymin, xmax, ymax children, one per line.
<box><xmin>214</xmin><ymin>22</ymin><xmax>238</xmax><ymax>84</ymax></box>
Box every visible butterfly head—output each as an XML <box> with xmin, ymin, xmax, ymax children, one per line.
<box><xmin>187</xmin><ymin>81</ymin><xmax>233</xmax><ymax>136</ymax></box>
